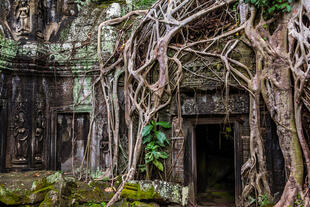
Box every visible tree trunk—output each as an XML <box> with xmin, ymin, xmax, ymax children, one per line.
<box><xmin>261</xmin><ymin>59</ymin><xmax>303</xmax><ymax>207</ymax></box>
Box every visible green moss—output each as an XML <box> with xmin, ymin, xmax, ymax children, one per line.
<box><xmin>291</xmin><ymin>119</ymin><xmax>304</xmax><ymax>186</ymax></box>
<box><xmin>96</xmin><ymin>0</ymin><xmax>126</xmax><ymax>8</ymax></box>
<box><xmin>39</xmin><ymin>189</ymin><xmax>61</xmax><ymax>207</ymax></box>
<box><xmin>112</xmin><ymin>200</ymin><xmax>159</xmax><ymax>207</ymax></box>
<box><xmin>121</xmin><ymin>183</ymin><xmax>160</xmax><ymax>201</ymax></box>
<box><xmin>134</xmin><ymin>0</ymin><xmax>156</xmax><ymax>9</ymax></box>
<box><xmin>60</xmin><ymin>26</ymin><xmax>71</xmax><ymax>42</ymax></box>
<box><xmin>72</xmin><ymin>180</ymin><xmax>113</xmax><ymax>204</ymax></box>
<box><xmin>32</xmin><ymin>185</ymin><xmax>54</xmax><ymax>194</ymax></box>
<box><xmin>0</xmin><ymin>184</ymin><xmax>22</xmax><ymax>205</ymax></box>
<box><xmin>130</xmin><ymin>201</ymin><xmax>158</xmax><ymax>207</ymax></box>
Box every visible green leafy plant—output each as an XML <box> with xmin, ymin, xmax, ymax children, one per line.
<box><xmin>141</xmin><ymin>121</ymin><xmax>171</xmax><ymax>179</ymax></box>
<box><xmin>248</xmin><ymin>194</ymin><xmax>273</xmax><ymax>207</ymax></box>
<box><xmin>245</xmin><ymin>0</ymin><xmax>293</xmax><ymax>17</ymax></box>
<box><xmin>288</xmin><ymin>193</ymin><xmax>305</xmax><ymax>207</ymax></box>
<box><xmin>258</xmin><ymin>194</ymin><xmax>273</xmax><ymax>207</ymax></box>
<box><xmin>88</xmin><ymin>201</ymin><xmax>106</xmax><ymax>207</ymax></box>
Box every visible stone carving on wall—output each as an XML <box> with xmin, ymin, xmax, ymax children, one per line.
<box><xmin>0</xmin><ymin>0</ymin><xmax>78</xmax><ymax>41</ymax></box>
<box><xmin>15</xmin><ymin>0</ymin><xmax>31</xmax><ymax>35</ymax></box>
<box><xmin>14</xmin><ymin>111</ymin><xmax>28</xmax><ymax>161</ymax></box>
<box><xmin>12</xmin><ymin>93</ymin><xmax>29</xmax><ymax>164</ymax></box>
<box><xmin>179</xmin><ymin>93</ymin><xmax>249</xmax><ymax>115</ymax></box>
<box><xmin>33</xmin><ymin>101</ymin><xmax>45</xmax><ymax>162</ymax></box>
<box><xmin>6</xmin><ymin>0</ymin><xmax>35</xmax><ymax>41</ymax></box>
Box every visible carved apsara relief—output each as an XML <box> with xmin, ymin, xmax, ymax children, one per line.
<box><xmin>33</xmin><ymin>101</ymin><xmax>45</xmax><ymax>162</ymax></box>
<box><xmin>12</xmin><ymin>94</ymin><xmax>29</xmax><ymax>163</ymax></box>
<box><xmin>15</xmin><ymin>0</ymin><xmax>32</xmax><ymax>36</ymax></box>
<box><xmin>0</xmin><ymin>0</ymin><xmax>78</xmax><ymax>41</ymax></box>
<box><xmin>4</xmin><ymin>0</ymin><xmax>35</xmax><ymax>41</ymax></box>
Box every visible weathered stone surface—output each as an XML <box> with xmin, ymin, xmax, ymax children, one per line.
<box><xmin>0</xmin><ymin>172</ymin><xmax>188</xmax><ymax>206</ymax></box>
<box><xmin>0</xmin><ymin>171</ymin><xmax>113</xmax><ymax>206</ymax></box>
<box><xmin>0</xmin><ymin>171</ymin><xmax>57</xmax><ymax>205</ymax></box>
<box><xmin>121</xmin><ymin>180</ymin><xmax>188</xmax><ymax>206</ymax></box>
<box><xmin>71</xmin><ymin>180</ymin><xmax>114</xmax><ymax>204</ymax></box>
<box><xmin>0</xmin><ymin>0</ymin><xmax>131</xmax><ymax>175</ymax></box>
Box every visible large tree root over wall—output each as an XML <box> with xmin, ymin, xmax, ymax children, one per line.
<box><xmin>95</xmin><ymin>0</ymin><xmax>310</xmax><ymax>206</ymax></box>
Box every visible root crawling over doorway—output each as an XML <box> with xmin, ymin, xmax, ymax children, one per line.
<box><xmin>94</xmin><ymin>0</ymin><xmax>310</xmax><ymax>206</ymax></box>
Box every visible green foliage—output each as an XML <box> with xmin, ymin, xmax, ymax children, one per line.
<box><xmin>88</xmin><ymin>201</ymin><xmax>106</xmax><ymax>207</ymax></box>
<box><xmin>245</xmin><ymin>0</ymin><xmax>293</xmax><ymax>16</ymax></box>
<box><xmin>288</xmin><ymin>193</ymin><xmax>305</xmax><ymax>207</ymax></box>
<box><xmin>141</xmin><ymin>121</ymin><xmax>171</xmax><ymax>174</ymax></box>
<box><xmin>248</xmin><ymin>194</ymin><xmax>273</xmax><ymax>207</ymax></box>
<box><xmin>135</xmin><ymin>0</ymin><xmax>157</xmax><ymax>8</ymax></box>
<box><xmin>258</xmin><ymin>194</ymin><xmax>273</xmax><ymax>207</ymax></box>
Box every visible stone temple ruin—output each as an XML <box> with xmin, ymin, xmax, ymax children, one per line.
<box><xmin>0</xmin><ymin>0</ymin><xmax>302</xmax><ymax>206</ymax></box>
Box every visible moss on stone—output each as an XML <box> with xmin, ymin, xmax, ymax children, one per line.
<box><xmin>121</xmin><ymin>182</ymin><xmax>161</xmax><ymax>201</ymax></box>
<box><xmin>129</xmin><ymin>201</ymin><xmax>159</xmax><ymax>207</ymax></box>
<box><xmin>0</xmin><ymin>184</ymin><xmax>22</xmax><ymax>205</ymax></box>
<box><xmin>112</xmin><ymin>200</ymin><xmax>159</xmax><ymax>207</ymax></box>
<box><xmin>72</xmin><ymin>180</ymin><xmax>113</xmax><ymax>204</ymax></box>
<box><xmin>96</xmin><ymin>0</ymin><xmax>126</xmax><ymax>9</ymax></box>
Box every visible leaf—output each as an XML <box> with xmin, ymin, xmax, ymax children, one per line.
<box><xmin>159</xmin><ymin>151</ymin><xmax>169</xmax><ymax>159</ymax></box>
<box><xmin>146</xmin><ymin>142</ymin><xmax>157</xmax><ymax>150</ymax></box>
<box><xmin>153</xmin><ymin>151</ymin><xmax>161</xmax><ymax>159</ymax></box>
<box><xmin>145</xmin><ymin>152</ymin><xmax>153</xmax><ymax>163</ymax></box>
<box><xmin>153</xmin><ymin>160</ymin><xmax>164</xmax><ymax>171</ymax></box>
<box><xmin>138</xmin><ymin>164</ymin><xmax>146</xmax><ymax>172</ymax></box>
<box><xmin>156</xmin><ymin>121</ymin><xmax>171</xmax><ymax>128</ymax></box>
<box><xmin>142</xmin><ymin>125</ymin><xmax>153</xmax><ymax>137</ymax></box>
<box><xmin>151</xmin><ymin>121</ymin><xmax>156</xmax><ymax>126</ymax></box>
<box><xmin>154</xmin><ymin>131</ymin><xmax>168</xmax><ymax>146</ymax></box>
<box><xmin>268</xmin><ymin>6</ymin><xmax>276</xmax><ymax>13</ymax></box>
<box><xmin>143</xmin><ymin>134</ymin><xmax>152</xmax><ymax>144</ymax></box>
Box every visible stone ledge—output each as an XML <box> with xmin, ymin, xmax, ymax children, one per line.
<box><xmin>0</xmin><ymin>171</ymin><xmax>188</xmax><ymax>207</ymax></box>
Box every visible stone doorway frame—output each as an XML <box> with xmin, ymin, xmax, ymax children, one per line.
<box><xmin>183</xmin><ymin>116</ymin><xmax>243</xmax><ymax>206</ymax></box>
<box><xmin>49</xmin><ymin>107</ymin><xmax>91</xmax><ymax>171</ymax></box>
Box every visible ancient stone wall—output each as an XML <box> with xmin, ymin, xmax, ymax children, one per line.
<box><xmin>0</xmin><ymin>0</ymin><xmax>132</xmax><ymax>173</ymax></box>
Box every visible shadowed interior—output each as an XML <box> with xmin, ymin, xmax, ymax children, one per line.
<box><xmin>196</xmin><ymin>124</ymin><xmax>235</xmax><ymax>206</ymax></box>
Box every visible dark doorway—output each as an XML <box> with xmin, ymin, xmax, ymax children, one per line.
<box><xmin>196</xmin><ymin>124</ymin><xmax>235</xmax><ymax>206</ymax></box>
